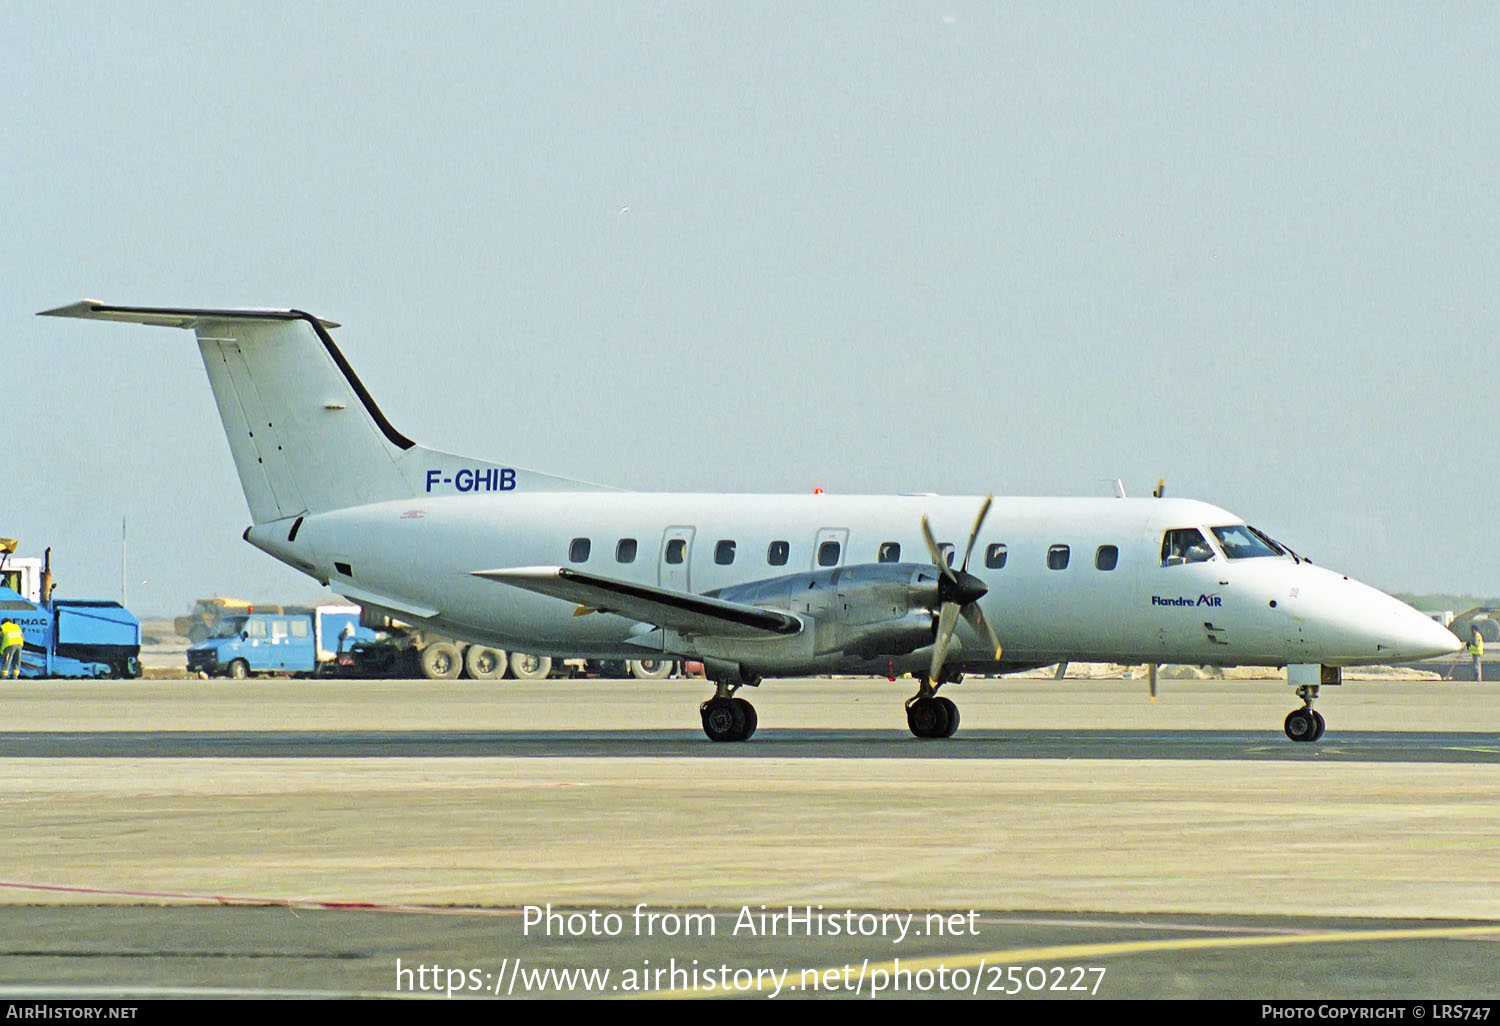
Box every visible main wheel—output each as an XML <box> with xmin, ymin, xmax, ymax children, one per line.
<box><xmin>629</xmin><ymin>658</ymin><xmax>675</xmax><ymax>680</ymax></box>
<box><xmin>907</xmin><ymin>697</ymin><xmax>951</xmax><ymax>739</ymax></box>
<box><xmin>464</xmin><ymin>646</ymin><xmax>507</xmax><ymax>680</ymax></box>
<box><xmin>701</xmin><ymin>697</ymin><xmax>748</xmax><ymax>742</ymax></box>
<box><xmin>228</xmin><ymin>659</ymin><xmax>250</xmax><ymax>681</ymax></box>
<box><xmin>1284</xmin><ymin>708</ymin><xmax>1317</xmax><ymax>742</ymax></box>
<box><xmin>1310</xmin><ymin>710</ymin><xmax>1326</xmax><ymax>742</ymax></box>
<box><xmin>936</xmin><ymin>696</ymin><xmax>960</xmax><ymax>738</ymax></box>
<box><xmin>509</xmin><ymin>653</ymin><xmax>553</xmax><ymax>680</ymax></box>
<box><xmin>420</xmin><ymin>643</ymin><xmax>463</xmax><ymax>680</ymax></box>
<box><xmin>732</xmin><ymin>697</ymin><xmax>758</xmax><ymax>740</ymax></box>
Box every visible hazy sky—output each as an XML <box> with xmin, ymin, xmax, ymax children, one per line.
<box><xmin>5</xmin><ymin>1</ymin><xmax>1497</xmax><ymax>613</ymax></box>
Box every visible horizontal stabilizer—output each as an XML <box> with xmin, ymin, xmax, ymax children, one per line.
<box><xmin>473</xmin><ymin>566</ymin><xmax>803</xmax><ymax>638</ymax></box>
<box><xmin>39</xmin><ymin>300</ymin><xmax>340</xmax><ymax>329</ymax></box>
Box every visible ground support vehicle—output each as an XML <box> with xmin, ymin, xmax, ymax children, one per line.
<box><xmin>186</xmin><ymin>605</ymin><xmax>375</xmax><ymax>678</ymax></box>
<box><xmin>0</xmin><ymin>586</ymin><xmax>142</xmax><ymax>679</ymax></box>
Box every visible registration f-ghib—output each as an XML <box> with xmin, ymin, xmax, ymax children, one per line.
<box><xmin>41</xmin><ymin>301</ymin><xmax>1462</xmax><ymax>742</ymax></box>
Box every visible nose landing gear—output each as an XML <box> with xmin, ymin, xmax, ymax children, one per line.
<box><xmin>1284</xmin><ymin>684</ymin><xmax>1326</xmax><ymax>742</ymax></box>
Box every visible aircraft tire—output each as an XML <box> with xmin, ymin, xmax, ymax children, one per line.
<box><xmin>1310</xmin><ymin>710</ymin><xmax>1326</xmax><ymax>742</ymax></box>
<box><xmin>628</xmin><ymin>658</ymin><xmax>675</xmax><ymax>680</ymax></box>
<box><xmin>936</xmin><ymin>697</ymin><xmax>960</xmax><ymax>738</ymax></box>
<box><xmin>732</xmin><ymin>697</ymin><xmax>757</xmax><ymax>740</ymax></box>
<box><xmin>464</xmin><ymin>646</ymin><xmax>507</xmax><ymax>680</ymax></box>
<box><xmin>906</xmin><ymin>697</ymin><xmax>950</xmax><ymax>739</ymax></box>
<box><xmin>1284</xmin><ymin>708</ymin><xmax>1316</xmax><ymax>742</ymax></box>
<box><xmin>701</xmin><ymin>697</ymin><xmax>748</xmax><ymax>742</ymax></box>
<box><xmin>509</xmin><ymin>653</ymin><xmax>553</xmax><ymax>680</ymax></box>
<box><xmin>420</xmin><ymin>643</ymin><xmax>463</xmax><ymax>680</ymax></box>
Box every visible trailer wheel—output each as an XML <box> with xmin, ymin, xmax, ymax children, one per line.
<box><xmin>420</xmin><ymin>642</ymin><xmax>463</xmax><ymax>680</ymax></box>
<box><xmin>464</xmin><ymin>646</ymin><xmax>508</xmax><ymax>680</ymax></box>
<box><xmin>509</xmin><ymin>653</ymin><xmax>552</xmax><ymax>680</ymax></box>
<box><xmin>629</xmin><ymin>658</ymin><xmax>675</xmax><ymax>680</ymax></box>
<box><xmin>228</xmin><ymin>659</ymin><xmax>250</xmax><ymax>680</ymax></box>
<box><xmin>188</xmin><ymin>624</ymin><xmax>209</xmax><ymax>644</ymax></box>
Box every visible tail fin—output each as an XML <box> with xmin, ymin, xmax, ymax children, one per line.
<box><xmin>40</xmin><ymin>301</ymin><xmax>607</xmax><ymax>524</ymax></box>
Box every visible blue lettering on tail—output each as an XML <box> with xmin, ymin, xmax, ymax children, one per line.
<box><xmin>423</xmin><ymin>467</ymin><xmax>520</xmax><ymax>493</ymax></box>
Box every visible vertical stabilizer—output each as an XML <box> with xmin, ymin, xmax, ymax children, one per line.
<box><xmin>39</xmin><ymin>301</ymin><xmax>609</xmax><ymax>524</ymax></box>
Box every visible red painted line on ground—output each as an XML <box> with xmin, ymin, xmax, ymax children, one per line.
<box><xmin>0</xmin><ymin>879</ymin><xmax>525</xmax><ymax>916</ymax></box>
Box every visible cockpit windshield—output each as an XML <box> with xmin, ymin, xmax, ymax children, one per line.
<box><xmin>214</xmin><ymin>616</ymin><xmax>248</xmax><ymax>639</ymax></box>
<box><xmin>1161</xmin><ymin>528</ymin><xmax>1215</xmax><ymax>566</ymax></box>
<box><xmin>1211</xmin><ymin>525</ymin><xmax>1284</xmax><ymax>560</ymax></box>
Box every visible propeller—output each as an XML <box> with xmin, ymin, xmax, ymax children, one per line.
<box><xmin>920</xmin><ymin>495</ymin><xmax>1003</xmax><ymax>684</ymax></box>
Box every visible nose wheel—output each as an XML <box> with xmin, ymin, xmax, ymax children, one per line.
<box><xmin>1284</xmin><ymin>685</ymin><xmax>1326</xmax><ymax>742</ymax></box>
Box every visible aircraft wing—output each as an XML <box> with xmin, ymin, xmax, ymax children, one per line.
<box><xmin>472</xmin><ymin>567</ymin><xmax>802</xmax><ymax>638</ymax></box>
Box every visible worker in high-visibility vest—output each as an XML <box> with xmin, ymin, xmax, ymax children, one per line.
<box><xmin>0</xmin><ymin>619</ymin><xmax>23</xmax><ymax>679</ymax></box>
<box><xmin>1469</xmin><ymin>627</ymin><xmax>1485</xmax><ymax>683</ymax></box>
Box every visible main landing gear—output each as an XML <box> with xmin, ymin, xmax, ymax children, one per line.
<box><xmin>700</xmin><ymin>680</ymin><xmax>758</xmax><ymax>742</ymax></box>
<box><xmin>905</xmin><ymin>675</ymin><xmax>961</xmax><ymax>739</ymax></box>
<box><xmin>1284</xmin><ymin>684</ymin><xmax>1326</xmax><ymax>743</ymax></box>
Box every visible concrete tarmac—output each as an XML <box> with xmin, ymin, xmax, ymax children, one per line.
<box><xmin>1</xmin><ymin>675</ymin><xmax>1497</xmax><ymax>999</ymax></box>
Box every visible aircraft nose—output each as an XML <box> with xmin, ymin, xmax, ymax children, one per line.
<box><xmin>1392</xmin><ymin>607</ymin><xmax>1464</xmax><ymax>659</ymax></box>
<box><xmin>1306</xmin><ymin>574</ymin><xmax>1464</xmax><ymax>661</ymax></box>
<box><xmin>1367</xmin><ymin>598</ymin><xmax>1463</xmax><ymax>660</ymax></box>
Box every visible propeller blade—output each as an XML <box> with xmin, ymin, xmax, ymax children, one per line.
<box><xmin>927</xmin><ymin>602</ymin><xmax>961</xmax><ymax>683</ymax></box>
<box><xmin>960</xmin><ymin>602</ymin><xmax>1002</xmax><ymax>661</ymax></box>
<box><xmin>959</xmin><ymin>494</ymin><xmax>994</xmax><ymax>573</ymax></box>
<box><xmin>920</xmin><ymin>514</ymin><xmax>956</xmax><ymax>582</ymax></box>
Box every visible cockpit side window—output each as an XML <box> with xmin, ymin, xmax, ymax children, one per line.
<box><xmin>1161</xmin><ymin>528</ymin><xmax>1214</xmax><ymax>566</ymax></box>
<box><xmin>1211</xmin><ymin>525</ymin><xmax>1282</xmax><ymax>560</ymax></box>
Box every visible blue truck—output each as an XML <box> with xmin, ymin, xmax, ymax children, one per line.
<box><xmin>0</xmin><ymin>586</ymin><xmax>142</xmax><ymax>679</ymax></box>
<box><xmin>185</xmin><ymin>604</ymin><xmax>377</xmax><ymax>679</ymax></box>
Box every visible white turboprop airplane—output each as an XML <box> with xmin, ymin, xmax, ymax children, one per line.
<box><xmin>41</xmin><ymin>301</ymin><xmax>1462</xmax><ymax>743</ymax></box>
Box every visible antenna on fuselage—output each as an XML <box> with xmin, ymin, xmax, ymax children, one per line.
<box><xmin>1152</xmin><ymin>478</ymin><xmax>1166</xmax><ymax>499</ymax></box>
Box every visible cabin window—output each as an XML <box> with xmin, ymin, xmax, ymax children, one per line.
<box><xmin>767</xmin><ymin>540</ymin><xmax>790</xmax><ymax>566</ymax></box>
<box><xmin>818</xmin><ymin>541</ymin><xmax>841</xmax><ymax>567</ymax></box>
<box><xmin>1047</xmin><ymin>545</ymin><xmax>1070</xmax><ymax>570</ymax></box>
<box><xmin>878</xmin><ymin>542</ymin><xmax>901</xmax><ymax>563</ymax></box>
<box><xmin>270</xmin><ymin>618</ymin><xmax>289</xmax><ymax>641</ymax></box>
<box><xmin>665</xmin><ymin>539</ymin><xmax>686</xmax><ymax>564</ymax></box>
<box><xmin>569</xmin><ymin>538</ymin><xmax>591</xmax><ymax>563</ymax></box>
<box><xmin>985</xmin><ymin>543</ymin><xmax>1007</xmax><ymax>569</ymax></box>
<box><xmin>1161</xmin><ymin>528</ymin><xmax>1214</xmax><ymax>566</ymax></box>
<box><xmin>1095</xmin><ymin>544</ymin><xmax>1119</xmax><ymax>571</ymax></box>
<box><xmin>938</xmin><ymin>543</ymin><xmax>956</xmax><ymax>567</ymax></box>
<box><xmin>291</xmin><ymin>619</ymin><xmax>309</xmax><ymax>638</ymax></box>
<box><xmin>246</xmin><ymin>619</ymin><xmax>268</xmax><ymax>639</ymax></box>
<box><xmin>715</xmin><ymin>540</ymin><xmax>737</xmax><ymax>565</ymax></box>
<box><xmin>616</xmin><ymin>538</ymin><xmax>638</xmax><ymax>563</ymax></box>
<box><xmin>334</xmin><ymin>561</ymin><xmax>352</xmax><ymax>576</ymax></box>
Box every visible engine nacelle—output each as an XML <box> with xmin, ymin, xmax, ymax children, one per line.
<box><xmin>713</xmin><ymin>562</ymin><xmax>942</xmax><ymax>660</ymax></box>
